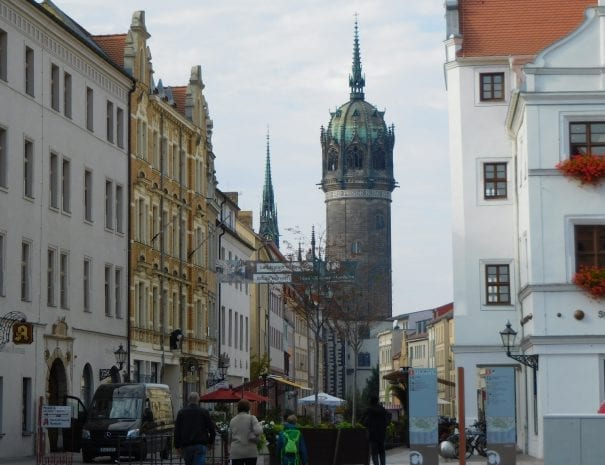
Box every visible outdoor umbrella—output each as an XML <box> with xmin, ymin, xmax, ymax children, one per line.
<box><xmin>298</xmin><ymin>392</ymin><xmax>345</xmax><ymax>407</ymax></box>
<box><xmin>238</xmin><ymin>390</ymin><xmax>269</xmax><ymax>402</ymax></box>
<box><xmin>199</xmin><ymin>388</ymin><xmax>241</xmax><ymax>402</ymax></box>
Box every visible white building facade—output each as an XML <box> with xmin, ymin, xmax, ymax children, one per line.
<box><xmin>445</xmin><ymin>0</ymin><xmax>605</xmax><ymax>457</ymax></box>
<box><xmin>0</xmin><ymin>0</ymin><xmax>131</xmax><ymax>459</ymax></box>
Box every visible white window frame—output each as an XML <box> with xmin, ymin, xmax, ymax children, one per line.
<box><xmin>115</xmin><ymin>184</ymin><xmax>124</xmax><ymax>233</ymax></box>
<box><xmin>47</xmin><ymin>247</ymin><xmax>56</xmax><ymax>306</ymax></box>
<box><xmin>479</xmin><ymin>259</ymin><xmax>515</xmax><ymax>310</ymax></box>
<box><xmin>63</xmin><ymin>72</ymin><xmax>72</xmax><ymax>119</ymax></box>
<box><xmin>474</xmin><ymin>67</ymin><xmax>509</xmax><ymax>106</ymax></box>
<box><xmin>106</xmin><ymin>100</ymin><xmax>114</xmax><ymax>143</ymax></box>
<box><xmin>0</xmin><ymin>126</ymin><xmax>6</xmax><ymax>189</ymax></box>
<box><xmin>564</xmin><ymin>216</ymin><xmax>605</xmax><ymax>282</ymax></box>
<box><xmin>476</xmin><ymin>157</ymin><xmax>513</xmax><ymax>206</ymax></box>
<box><xmin>104</xmin><ymin>264</ymin><xmax>112</xmax><ymax>316</ymax></box>
<box><xmin>25</xmin><ymin>46</ymin><xmax>34</xmax><ymax>97</ymax></box>
<box><xmin>115</xmin><ymin>267</ymin><xmax>122</xmax><ymax>319</ymax></box>
<box><xmin>84</xmin><ymin>169</ymin><xmax>93</xmax><ymax>222</ymax></box>
<box><xmin>61</xmin><ymin>158</ymin><xmax>71</xmax><ymax>213</ymax></box>
<box><xmin>105</xmin><ymin>179</ymin><xmax>113</xmax><ymax>230</ymax></box>
<box><xmin>49</xmin><ymin>152</ymin><xmax>59</xmax><ymax>209</ymax></box>
<box><xmin>21</xmin><ymin>240</ymin><xmax>31</xmax><ymax>301</ymax></box>
<box><xmin>51</xmin><ymin>63</ymin><xmax>60</xmax><ymax>111</ymax></box>
<box><xmin>24</xmin><ymin>139</ymin><xmax>34</xmax><ymax>199</ymax></box>
<box><xmin>59</xmin><ymin>251</ymin><xmax>69</xmax><ymax>309</ymax></box>
<box><xmin>83</xmin><ymin>257</ymin><xmax>91</xmax><ymax>312</ymax></box>
<box><xmin>0</xmin><ymin>28</ymin><xmax>6</xmax><ymax>81</ymax></box>
<box><xmin>86</xmin><ymin>87</ymin><xmax>93</xmax><ymax>131</ymax></box>
<box><xmin>0</xmin><ymin>231</ymin><xmax>5</xmax><ymax>296</ymax></box>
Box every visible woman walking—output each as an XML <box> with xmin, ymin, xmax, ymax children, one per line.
<box><xmin>229</xmin><ymin>399</ymin><xmax>263</xmax><ymax>465</ymax></box>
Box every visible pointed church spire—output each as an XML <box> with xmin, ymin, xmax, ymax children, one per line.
<box><xmin>259</xmin><ymin>127</ymin><xmax>280</xmax><ymax>248</ymax></box>
<box><xmin>349</xmin><ymin>14</ymin><xmax>365</xmax><ymax>100</ymax></box>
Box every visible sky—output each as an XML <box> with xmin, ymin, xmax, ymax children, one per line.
<box><xmin>59</xmin><ymin>0</ymin><xmax>453</xmax><ymax>315</ymax></box>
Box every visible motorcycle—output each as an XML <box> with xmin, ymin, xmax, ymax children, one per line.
<box><xmin>438</xmin><ymin>420</ymin><xmax>487</xmax><ymax>459</ymax></box>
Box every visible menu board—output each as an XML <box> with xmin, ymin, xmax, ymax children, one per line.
<box><xmin>409</xmin><ymin>367</ymin><xmax>438</xmax><ymax>445</ymax></box>
<box><xmin>485</xmin><ymin>367</ymin><xmax>516</xmax><ymax>444</ymax></box>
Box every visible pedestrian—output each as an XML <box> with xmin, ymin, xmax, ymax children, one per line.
<box><xmin>228</xmin><ymin>398</ymin><xmax>263</xmax><ymax>465</ymax></box>
<box><xmin>361</xmin><ymin>395</ymin><xmax>389</xmax><ymax>465</ymax></box>
<box><xmin>174</xmin><ymin>391</ymin><xmax>216</xmax><ymax>465</ymax></box>
<box><xmin>276</xmin><ymin>415</ymin><xmax>308</xmax><ymax>465</ymax></box>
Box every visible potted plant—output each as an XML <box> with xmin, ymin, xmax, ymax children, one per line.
<box><xmin>573</xmin><ymin>265</ymin><xmax>605</xmax><ymax>298</ymax></box>
<box><xmin>556</xmin><ymin>153</ymin><xmax>605</xmax><ymax>185</ymax></box>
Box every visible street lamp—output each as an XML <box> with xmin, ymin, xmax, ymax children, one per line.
<box><xmin>100</xmin><ymin>344</ymin><xmax>128</xmax><ymax>381</ymax></box>
<box><xmin>499</xmin><ymin>321</ymin><xmax>538</xmax><ymax>370</ymax></box>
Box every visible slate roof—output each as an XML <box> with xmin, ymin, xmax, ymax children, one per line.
<box><xmin>458</xmin><ymin>0</ymin><xmax>596</xmax><ymax>57</ymax></box>
<box><xmin>92</xmin><ymin>34</ymin><xmax>127</xmax><ymax>68</ymax></box>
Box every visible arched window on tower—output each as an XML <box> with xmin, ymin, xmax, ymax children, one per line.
<box><xmin>328</xmin><ymin>150</ymin><xmax>338</xmax><ymax>171</ymax></box>
<box><xmin>375</xmin><ymin>212</ymin><xmax>385</xmax><ymax>229</ymax></box>
<box><xmin>373</xmin><ymin>149</ymin><xmax>386</xmax><ymax>170</ymax></box>
<box><xmin>346</xmin><ymin>146</ymin><xmax>363</xmax><ymax>170</ymax></box>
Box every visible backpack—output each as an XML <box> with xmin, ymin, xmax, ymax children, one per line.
<box><xmin>281</xmin><ymin>429</ymin><xmax>301</xmax><ymax>465</ymax></box>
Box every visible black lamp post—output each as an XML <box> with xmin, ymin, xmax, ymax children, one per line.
<box><xmin>100</xmin><ymin>344</ymin><xmax>128</xmax><ymax>381</ymax></box>
<box><xmin>499</xmin><ymin>321</ymin><xmax>538</xmax><ymax>370</ymax></box>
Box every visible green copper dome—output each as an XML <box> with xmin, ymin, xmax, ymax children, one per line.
<box><xmin>327</xmin><ymin>99</ymin><xmax>388</xmax><ymax>145</ymax></box>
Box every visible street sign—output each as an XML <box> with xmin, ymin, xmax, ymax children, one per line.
<box><xmin>252</xmin><ymin>273</ymin><xmax>292</xmax><ymax>283</ymax></box>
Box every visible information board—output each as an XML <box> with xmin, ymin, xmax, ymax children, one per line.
<box><xmin>41</xmin><ymin>405</ymin><xmax>71</xmax><ymax>428</ymax></box>
<box><xmin>408</xmin><ymin>367</ymin><xmax>438</xmax><ymax>465</ymax></box>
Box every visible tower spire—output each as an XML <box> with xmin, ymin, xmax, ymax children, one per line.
<box><xmin>259</xmin><ymin>127</ymin><xmax>280</xmax><ymax>248</ymax></box>
<box><xmin>349</xmin><ymin>14</ymin><xmax>365</xmax><ymax>100</ymax></box>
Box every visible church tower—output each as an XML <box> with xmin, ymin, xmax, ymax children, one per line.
<box><xmin>321</xmin><ymin>20</ymin><xmax>395</xmax><ymax>319</ymax></box>
<box><xmin>259</xmin><ymin>130</ymin><xmax>280</xmax><ymax>248</ymax></box>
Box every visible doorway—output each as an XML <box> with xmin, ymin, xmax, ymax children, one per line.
<box><xmin>47</xmin><ymin>358</ymin><xmax>67</xmax><ymax>452</ymax></box>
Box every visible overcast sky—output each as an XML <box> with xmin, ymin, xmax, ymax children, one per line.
<box><xmin>59</xmin><ymin>0</ymin><xmax>453</xmax><ymax>315</ymax></box>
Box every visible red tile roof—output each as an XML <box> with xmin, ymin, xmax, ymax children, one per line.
<box><xmin>92</xmin><ymin>34</ymin><xmax>127</xmax><ymax>67</ymax></box>
<box><xmin>458</xmin><ymin>0</ymin><xmax>596</xmax><ymax>57</ymax></box>
<box><xmin>171</xmin><ymin>86</ymin><xmax>187</xmax><ymax>116</ymax></box>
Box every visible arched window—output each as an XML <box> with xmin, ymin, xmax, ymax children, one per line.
<box><xmin>373</xmin><ymin>149</ymin><xmax>386</xmax><ymax>170</ymax></box>
<box><xmin>346</xmin><ymin>146</ymin><xmax>363</xmax><ymax>170</ymax></box>
<box><xmin>375</xmin><ymin>212</ymin><xmax>385</xmax><ymax>229</ymax></box>
<box><xmin>351</xmin><ymin>241</ymin><xmax>362</xmax><ymax>255</ymax></box>
<box><xmin>328</xmin><ymin>151</ymin><xmax>338</xmax><ymax>171</ymax></box>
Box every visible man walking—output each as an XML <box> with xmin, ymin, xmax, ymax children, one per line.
<box><xmin>361</xmin><ymin>396</ymin><xmax>389</xmax><ymax>465</ymax></box>
<box><xmin>175</xmin><ymin>392</ymin><xmax>216</xmax><ymax>465</ymax></box>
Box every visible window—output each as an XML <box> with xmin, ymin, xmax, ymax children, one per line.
<box><xmin>116</xmin><ymin>108</ymin><xmax>124</xmax><ymax>148</ymax></box>
<box><xmin>569</xmin><ymin>122</ymin><xmax>605</xmax><ymax>156</ymax></box>
<box><xmin>49</xmin><ymin>152</ymin><xmax>58</xmax><ymax>208</ymax></box>
<box><xmin>62</xmin><ymin>158</ymin><xmax>70</xmax><ymax>213</ymax></box>
<box><xmin>240</xmin><ymin>314</ymin><xmax>243</xmax><ymax>350</ymax></box>
<box><xmin>0</xmin><ymin>127</ymin><xmax>6</xmax><ymax>188</ymax></box>
<box><xmin>484</xmin><ymin>162</ymin><xmax>507</xmax><ymax>199</ymax></box>
<box><xmin>575</xmin><ymin>225</ymin><xmax>605</xmax><ymax>268</ymax></box>
<box><xmin>22</xmin><ymin>377</ymin><xmax>32</xmax><ymax>433</ymax></box>
<box><xmin>375</xmin><ymin>212</ymin><xmax>385</xmax><ymax>229</ymax></box>
<box><xmin>373</xmin><ymin>149</ymin><xmax>386</xmax><ymax>170</ymax></box>
<box><xmin>485</xmin><ymin>264</ymin><xmax>510</xmax><ymax>304</ymax></box>
<box><xmin>21</xmin><ymin>241</ymin><xmax>30</xmax><ymax>301</ymax></box>
<box><xmin>47</xmin><ymin>248</ymin><xmax>56</xmax><ymax>306</ymax></box>
<box><xmin>358</xmin><ymin>352</ymin><xmax>371</xmax><ymax>367</ymax></box>
<box><xmin>480</xmin><ymin>72</ymin><xmax>504</xmax><ymax>101</ymax></box>
<box><xmin>51</xmin><ymin>64</ymin><xmax>59</xmax><ymax>111</ymax></box>
<box><xmin>104</xmin><ymin>265</ymin><xmax>111</xmax><ymax>316</ymax></box>
<box><xmin>60</xmin><ymin>252</ymin><xmax>68</xmax><ymax>309</ymax></box>
<box><xmin>351</xmin><ymin>241</ymin><xmax>362</xmax><ymax>255</ymax></box>
<box><xmin>0</xmin><ymin>377</ymin><xmax>3</xmax><ymax>434</ymax></box>
<box><xmin>114</xmin><ymin>268</ymin><xmax>122</xmax><ymax>318</ymax></box>
<box><xmin>328</xmin><ymin>150</ymin><xmax>338</xmax><ymax>171</ymax></box>
<box><xmin>84</xmin><ymin>169</ymin><xmax>92</xmax><ymax>222</ymax></box>
<box><xmin>0</xmin><ymin>232</ymin><xmax>5</xmax><ymax>296</ymax></box>
<box><xmin>86</xmin><ymin>87</ymin><xmax>93</xmax><ymax>131</ymax></box>
<box><xmin>63</xmin><ymin>72</ymin><xmax>72</xmax><ymax>118</ymax></box>
<box><xmin>25</xmin><ymin>46</ymin><xmax>34</xmax><ymax>96</ymax></box>
<box><xmin>115</xmin><ymin>184</ymin><xmax>123</xmax><ymax>233</ymax></box>
<box><xmin>0</xmin><ymin>29</ymin><xmax>6</xmax><ymax>81</ymax></box>
<box><xmin>105</xmin><ymin>180</ymin><xmax>113</xmax><ymax>229</ymax></box>
<box><xmin>228</xmin><ymin>309</ymin><xmax>233</xmax><ymax>347</ymax></box>
<box><xmin>24</xmin><ymin>140</ymin><xmax>33</xmax><ymax>198</ymax></box>
<box><xmin>106</xmin><ymin>101</ymin><xmax>114</xmax><ymax>142</ymax></box>
<box><xmin>83</xmin><ymin>258</ymin><xmax>91</xmax><ymax>312</ymax></box>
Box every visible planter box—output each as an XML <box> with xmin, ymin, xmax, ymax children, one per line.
<box><xmin>301</xmin><ymin>428</ymin><xmax>369</xmax><ymax>465</ymax></box>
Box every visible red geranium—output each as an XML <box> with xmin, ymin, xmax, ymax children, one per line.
<box><xmin>556</xmin><ymin>153</ymin><xmax>605</xmax><ymax>185</ymax></box>
<box><xmin>572</xmin><ymin>265</ymin><xmax>605</xmax><ymax>299</ymax></box>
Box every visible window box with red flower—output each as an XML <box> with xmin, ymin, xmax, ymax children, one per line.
<box><xmin>572</xmin><ymin>265</ymin><xmax>605</xmax><ymax>298</ymax></box>
<box><xmin>556</xmin><ymin>153</ymin><xmax>605</xmax><ymax>185</ymax></box>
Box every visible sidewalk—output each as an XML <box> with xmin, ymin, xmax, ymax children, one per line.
<box><xmin>386</xmin><ymin>446</ymin><xmax>544</xmax><ymax>465</ymax></box>
<box><xmin>0</xmin><ymin>448</ymin><xmax>545</xmax><ymax>465</ymax></box>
